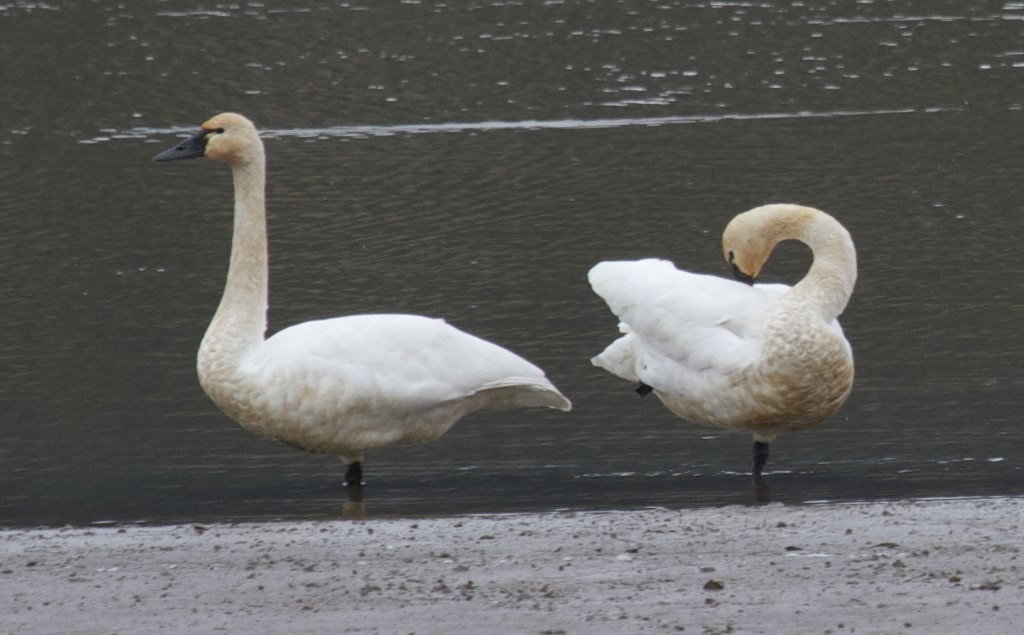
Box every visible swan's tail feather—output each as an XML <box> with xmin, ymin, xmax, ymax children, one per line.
<box><xmin>591</xmin><ymin>333</ymin><xmax>640</xmax><ymax>384</ymax></box>
<box><xmin>474</xmin><ymin>377</ymin><xmax>572</xmax><ymax>412</ymax></box>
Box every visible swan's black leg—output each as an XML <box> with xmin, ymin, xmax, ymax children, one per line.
<box><xmin>752</xmin><ymin>441</ymin><xmax>770</xmax><ymax>477</ymax></box>
<box><xmin>634</xmin><ymin>382</ymin><xmax>653</xmax><ymax>397</ymax></box>
<box><xmin>345</xmin><ymin>461</ymin><xmax>363</xmax><ymax>487</ymax></box>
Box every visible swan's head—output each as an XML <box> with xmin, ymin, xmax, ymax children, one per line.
<box><xmin>152</xmin><ymin>112</ymin><xmax>262</xmax><ymax>167</ymax></box>
<box><xmin>722</xmin><ymin>204</ymin><xmax>822</xmax><ymax>284</ymax></box>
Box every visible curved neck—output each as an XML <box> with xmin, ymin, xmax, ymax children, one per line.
<box><xmin>788</xmin><ymin>213</ymin><xmax>857</xmax><ymax>320</ymax></box>
<box><xmin>202</xmin><ymin>153</ymin><xmax>269</xmax><ymax>359</ymax></box>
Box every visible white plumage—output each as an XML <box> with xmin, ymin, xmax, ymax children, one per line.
<box><xmin>154</xmin><ymin>113</ymin><xmax>570</xmax><ymax>488</ymax></box>
<box><xmin>589</xmin><ymin>204</ymin><xmax>856</xmax><ymax>475</ymax></box>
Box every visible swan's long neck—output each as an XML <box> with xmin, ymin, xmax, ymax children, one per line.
<box><xmin>199</xmin><ymin>151</ymin><xmax>269</xmax><ymax>370</ymax></box>
<box><xmin>789</xmin><ymin>214</ymin><xmax>857</xmax><ymax>321</ymax></box>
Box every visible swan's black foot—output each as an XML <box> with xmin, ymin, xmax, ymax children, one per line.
<box><xmin>345</xmin><ymin>461</ymin><xmax>363</xmax><ymax>488</ymax></box>
<box><xmin>634</xmin><ymin>382</ymin><xmax>654</xmax><ymax>397</ymax></box>
<box><xmin>752</xmin><ymin>441</ymin><xmax>770</xmax><ymax>477</ymax></box>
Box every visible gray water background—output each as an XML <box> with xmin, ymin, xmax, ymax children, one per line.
<box><xmin>1</xmin><ymin>0</ymin><xmax>1022</xmax><ymax>526</ymax></box>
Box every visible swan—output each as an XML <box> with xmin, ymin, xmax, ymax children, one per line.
<box><xmin>589</xmin><ymin>204</ymin><xmax>856</xmax><ymax>476</ymax></box>
<box><xmin>152</xmin><ymin>112</ymin><xmax>571</xmax><ymax>490</ymax></box>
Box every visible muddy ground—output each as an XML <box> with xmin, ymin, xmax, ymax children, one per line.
<box><xmin>1</xmin><ymin>498</ymin><xmax>1020</xmax><ymax>634</ymax></box>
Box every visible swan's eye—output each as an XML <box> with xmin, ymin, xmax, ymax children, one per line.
<box><xmin>728</xmin><ymin>250</ymin><xmax>735</xmax><ymax>263</ymax></box>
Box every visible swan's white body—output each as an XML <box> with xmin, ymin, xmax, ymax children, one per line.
<box><xmin>203</xmin><ymin>313</ymin><xmax>569</xmax><ymax>460</ymax></box>
<box><xmin>589</xmin><ymin>204</ymin><xmax>856</xmax><ymax>468</ymax></box>
<box><xmin>155</xmin><ymin>113</ymin><xmax>570</xmax><ymax>478</ymax></box>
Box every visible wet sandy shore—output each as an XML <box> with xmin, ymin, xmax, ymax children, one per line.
<box><xmin>1</xmin><ymin>497</ymin><xmax>1020</xmax><ymax>634</ymax></box>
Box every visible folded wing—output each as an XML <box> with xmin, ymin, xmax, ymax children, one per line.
<box><xmin>589</xmin><ymin>259</ymin><xmax>788</xmax><ymax>390</ymax></box>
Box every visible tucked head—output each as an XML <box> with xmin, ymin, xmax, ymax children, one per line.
<box><xmin>152</xmin><ymin>112</ymin><xmax>261</xmax><ymax>166</ymax></box>
<box><xmin>722</xmin><ymin>204</ymin><xmax>823</xmax><ymax>284</ymax></box>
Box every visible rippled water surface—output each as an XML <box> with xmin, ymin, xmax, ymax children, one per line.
<box><xmin>1</xmin><ymin>1</ymin><xmax>1022</xmax><ymax>526</ymax></box>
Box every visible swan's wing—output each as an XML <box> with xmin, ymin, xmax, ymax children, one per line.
<box><xmin>251</xmin><ymin>314</ymin><xmax>569</xmax><ymax>411</ymax></box>
<box><xmin>589</xmin><ymin>259</ymin><xmax>787</xmax><ymax>383</ymax></box>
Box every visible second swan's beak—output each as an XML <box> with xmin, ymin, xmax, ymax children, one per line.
<box><xmin>153</xmin><ymin>129</ymin><xmax>210</xmax><ymax>162</ymax></box>
<box><xmin>731</xmin><ymin>263</ymin><xmax>756</xmax><ymax>286</ymax></box>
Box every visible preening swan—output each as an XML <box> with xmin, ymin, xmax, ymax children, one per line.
<box><xmin>589</xmin><ymin>204</ymin><xmax>856</xmax><ymax>476</ymax></box>
<box><xmin>153</xmin><ymin>112</ymin><xmax>571</xmax><ymax>490</ymax></box>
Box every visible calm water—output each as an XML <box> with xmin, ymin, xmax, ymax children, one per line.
<box><xmin>1</xmin><ymin>1</ymin><xmax>1022</xmax><ymax>527</ymax></box>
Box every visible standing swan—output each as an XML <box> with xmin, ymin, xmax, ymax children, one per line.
<box><xmin>589</xmin><ymin>204</ymin><xmax>856</xmax><ymax>476</ymax></box>
<box><xmin>153</xmin><ymin>113</ymin><xmax>571</xmax><ymax>490</ymax></box>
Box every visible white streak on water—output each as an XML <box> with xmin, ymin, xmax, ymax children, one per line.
<box><xmin>82</xmin><ymin>107</ymin><xmax>957</xmax><ymax>145</ymax></box>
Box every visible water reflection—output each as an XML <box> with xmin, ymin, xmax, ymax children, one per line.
<box><xmin>753</xmin><ymin>476</ymin><xmax>772</xmax><ymax>505</ymax></box>
<box><xmin>0</xmin><ymin>0</ymin><xmax>1022</xmax><ymax>527</ymax></box>
<box><xmin>342</xmin><ymin>486</ymin><xmax>367</xmax><ymax>520</ymax></box>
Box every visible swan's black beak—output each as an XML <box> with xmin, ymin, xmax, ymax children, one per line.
<box><xmin>153</xmin><ymin>129</ymin><xmax>210</xmax><ymax>162</ymax></box>
<box><xmin>731</xmin><ymin>263</ymin><xmax>756</xmax><ymax>286</ymax></box>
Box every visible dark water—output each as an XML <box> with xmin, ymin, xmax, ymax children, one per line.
<box><xmin>1</xmin><ymin>1</ymin><xmax>1022</xmax><ymax>527</ymax></box>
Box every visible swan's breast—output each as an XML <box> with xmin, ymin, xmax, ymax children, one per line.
<box><xmin>750</xmin><ymin>311</ymin><xmax>854</xmax><ymax>430</ymax></box>
<box><xmin>654</xmin><ymin>311</ymin><xmax>853</xmax><ymax>435</ymax></box>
